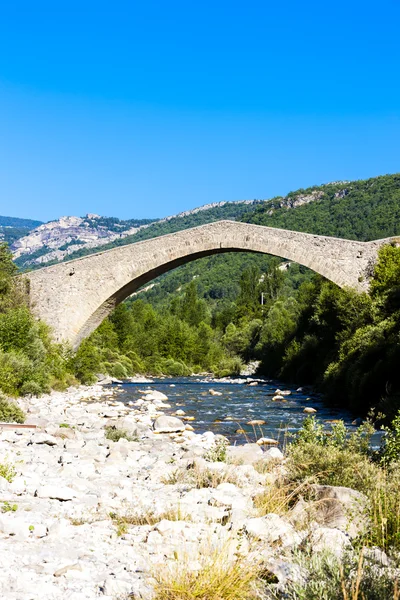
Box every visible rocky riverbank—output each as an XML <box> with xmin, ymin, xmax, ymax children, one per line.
<box><xmin>0</xmin><ymin>384</ymin><xmax>390</xmax><ymax>599</ymax></box>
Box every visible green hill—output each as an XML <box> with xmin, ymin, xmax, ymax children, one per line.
<box><xmin>134</xmin><ymin>173</ymin><xmax>400</xmax><ymax>306</ymax></box>
<box><xmin>242</xmin><ymin>173</ymin><xmax>400</xmax><ymax>241</ymax></box>
<box><xmin>0</xmin><ymin>215</ymin><xmax>43</xmax><ymax>245</ymax></box>
<box><xmin>0</xmin><ymin>216</ymin><xmax>42</xmax><ymax>228</ymax></box>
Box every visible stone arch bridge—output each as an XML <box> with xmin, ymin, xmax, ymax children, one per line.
<box><xmin>24</xmin><ymin>220</ymin><xmax>390</xmax><ymax>348</ymax></box>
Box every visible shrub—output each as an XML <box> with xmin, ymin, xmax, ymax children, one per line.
<box><xmin>287</xmin><ymin>417</ymin><xmax>376</xmax><ymax>492</ymax></box>
<box><xmin>0</xmin><ymin>394</ymin><xmax>25</xmax><ymax>423</ymax></box>
<box><xmin>160</xmin><ymin>358</ymin><xmax>191</xmax><ymax>377</ymax></box>
<box><xmin>0</xmin><ymin>459</ymin><xmax>16</xmax><ymax>482</ymax></box>
<box><xmin>287</xmin><ymin>416</ymin><xmax>400</xmax><ymax>553</ymax></box>
<box><xmin>280</xmin><ymin>550</ymin><xmax>400</xmax><ymax>600</ymax></box>
<box><xmin>19</xmin><ymin>380</ymin><xmax>43</xmax><ymax>397</ymax></box>
<box><xmin>380</xmin><ymin>410</ymin><xmax>400</xmax><ymax>465</ymax></box>
<box><xmin>108</xmin><ymin>362</ymin><xmax>128</xmax><ymax>379</ymax></box>
<box><xmin>0</xmin><ymin>351</ymin><xmax>33</xmax><ymax>395</ymax></box>
<box><xmin>104</xmin><ymin>426</ymin><xmax>137</xmax><ymax>442</ymax></box>
<box><xmin>204</xmin><ymin>438</ymin><xmax>229</xmax><ymax>462</ymax></box>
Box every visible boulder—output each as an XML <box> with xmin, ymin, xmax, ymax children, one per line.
<box><xmin>310</xmin><ymin>484</ymin><xmax>368</xmax><ymax>538</ymax></box>
<box><xmin>256</xmin><ymin>437</ymin><xmax>278</xmax><ymax>446</ymax></box>
<box><xmin>30</xmin><ymin>433</ymin><xmax>59</xmax><ymax>446</ymax></box>
<box><xmin>308</xmin><ymin>527</ymin><xmax>351</xmax><ymax>557</ymax></box>
<box><xmin>153</xmin><ymin>416</ymin><xmax>185</xmax><ymax>433</ymax></box>
<box><xmin>227</xmin><ymin>443</ymin><xmax>263</xmax><ymax>465</ymax></box>
<box><xmin>35</xmin><ymin>485</ymin><xmax>77</xmax><ymax>501</ymax></box>
<box><xmin>303</xmin><ymin>407</ymin><xmax>317</xmax><ymax>414</ymax></box>
<box><xmin>244</xmin><ymin>514</ymin><xmax>301</xmax><ymax>548</ymax></box>
<box><xmin>263</xmin><ymin>447</ymin><xmax>284</xmax><ymax>461</ymax></box>
<box><xmin>142</xmin><ymin>390</ymin><xmax>169</xmax><ymax>401</ymax></box>
<box><xmin>209</xmin><ymin>389</ymin><xmax>222</xmax><ymax>396</ymax></box>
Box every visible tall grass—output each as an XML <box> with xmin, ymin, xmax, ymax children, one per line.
<box><xmin>152</xmin><ymin>548</ymin><xmax>261</xmax><ymax>600</ymax></box>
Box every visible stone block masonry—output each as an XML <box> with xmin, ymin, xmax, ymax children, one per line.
<box><xmin>25</xmin><ymin>220</ymin><xmax>391</xmax><ymax>348</ymax></box>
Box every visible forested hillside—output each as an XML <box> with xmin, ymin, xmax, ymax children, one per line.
<box><xmin>0</xmin><ymin>215</ymin><xmax>43</xmax><ymax>246</ymax></box>
<box><xmin>243</xmin><ymin>173</ymin><xmax>400</xmax><ymax>241</ymax></box>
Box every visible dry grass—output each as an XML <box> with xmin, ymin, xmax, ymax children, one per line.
<box><xmin>339</xmin><ymin>553</ymin><xmax>400</xmax><ymax>600</ymax></box>
<box><xmin>152</xmin><ymin>548</ymin><xmax>261</xmax><ymax>600</ymax></box>
<box><xmin>162</xmin><ymin>464</ymin><xmax>240</xmax><ymax>489</ymax></box>
<box><xmin>368</xmin><ymin>465</ymin><xmax>400</xmax><ymax>552</ymax></box>
<box><xmin>109</xmin><ymin>507</ymin><xmax>192</xmax><ymax>536</ymax></box>
<box><xmin>254</xmin><ymin>477</ymin><xmax>310</xmax><ymax>517</ymax></box>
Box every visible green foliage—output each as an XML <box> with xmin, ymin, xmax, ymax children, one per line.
<box><xmin>244</xmin><ymin>173</ymin><xmax>400</xmax><ymax>242</ymax></box>
<box><xmin>282</xmin><ymin>550</ymin><xmax>400</xmax><ymax>600</ymax></box>
<box><xmin>0</xmin><ymin>459</ymin><xmax>16</xmax><ymax>482</ymax></box>
<box><xmin>0</xmin><ymin>243</ymin><xmax>71</xmax><ymax>397</ymax></box>
<box><xmin>1</xmin><ymin>501</ymin><xmax>18</xmax><ymax>513</ymax></box>
<box><xmin>0</xmin><ymin>394</ymin><xmax>25</xmax><ymax>423</ymax></box>
<box><xmin>204</xmin><ymin>438</ymin><xmax>229</xmax><ymax>462</ymax></box>
<box><xmin>104</xmin><ymin>426</ymin><xmax>137</xmax><ymax>442</ymax></box>
<box><xmin>380</xmin><ymin>411</ymin><xmax>400</xmax><ymax>465</ymax></box>
<box><xmin>287</xmin><ymin>416</ymin><xmax>400</xmax><ymax>553</ymax></box>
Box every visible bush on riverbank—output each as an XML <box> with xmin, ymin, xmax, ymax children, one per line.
<box><xmin>283</xmin><ymin>415</ymin><xmax>400</xmax><ymax>554</ymax></box>
<box><xmin>0</xmin><ymin>394</ymin><xmax>25</xmax><ymax>423</ymax></box>
<box><xmin>283</xmin><ymin>550</ymin><xmax>400</xmax><ymax>600</ymax></box>
<box><xmin>0</xmin><ymin>243</ymin><xmax>74</xmax><ymax>396</ymax></box>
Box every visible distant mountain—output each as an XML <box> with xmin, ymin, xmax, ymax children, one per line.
<box><xmin>12</xmin><ymin>214</ymin><xmax>156</xmax><ymax>268</ymax></box>
<box><xmin>10</xmin><ymin>172</ymin><xmax>400</xmax><ymax>271</ymax></box>
<box><xmin>12</xmin><ymin>201</ymin><xmax>265</xmax><ymax>269</ymax></box>
<box><xmin>0</xmin><ymin>215</ymin><xmax>43</xmax><ymax>246</ymax></box>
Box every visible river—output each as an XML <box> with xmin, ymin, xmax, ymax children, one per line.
<box><xmin>112</xmin><ymin>377</ymin><xmax>384</xmax><ymax>447</ymax></box>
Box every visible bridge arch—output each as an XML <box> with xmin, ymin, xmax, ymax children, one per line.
<box><xmin>25</xmin><ymin>220</ymin><xmax>383</xmax><ymax>348</ymax></box>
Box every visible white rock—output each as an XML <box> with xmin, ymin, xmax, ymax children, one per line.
<box><xmin>227</xmin><ymin>443</ymin><xmax>263</xmax><ymax>464</ymax></box>
<box><xmin>153</xmin><ymin>416</ymin><xmax>185</xmax><ymax>433</ymax></box>
<box><xmin>303</xmin><ymin>407</ymin><xmax>317</xmax><ymax>414</ymax></box>
<box><xmin>36</xmin><ymin>485</ymin><xmax>76</xmax><ymax>501</ymax></box>
<box><xmin>244</xmin><ymin>514</ymin><xmax>300</xmax><ymax>547</ymax></box>
<box><xmin>263</xmin><ymin>447</ymin><xmax>284</xmax><ymax>461</ymax></box>
<box><xmin>256</xmin><ymin>437</ymin><xmax>278</xmax><ymax>446</ymax></box>
<box><xmin>33</xmin><ymin>523</ymin><xmax>48</xmax><ymax>538</ymax></box>
<box><xmin>142</xmin><ymin>390</ymin><xmax>169</xmax><ymax>401</ymax></box>
<box><xmin>0</xmin><ymin>515</ymin><xmax>31</xmax><ymax>539</ymax></box>
<box><xmin>30</xmin><ymin>433</ymin><xmax>59</xmax><ymax>446</ymax></box>
<box><xmin>309</xmin><ymin>527</ymin><xmax>351</xmax><ymax>557</ymax></box>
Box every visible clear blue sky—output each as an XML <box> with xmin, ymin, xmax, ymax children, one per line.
<box><xmin>1</xmin><ymin>0</ymin><xmax>399</xmax><ymax>222</ymax></box>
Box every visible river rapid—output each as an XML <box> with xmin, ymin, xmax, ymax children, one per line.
<box><xmin>113</xmin><ymin>376</ymin><xmax>381</xmax><ymax>446</ymax></box>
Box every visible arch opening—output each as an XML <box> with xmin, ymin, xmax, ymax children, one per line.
<box><xmin>74</xmin><ymin>248</ymin><xmax>259</xmax><ymax>346</ymax></box>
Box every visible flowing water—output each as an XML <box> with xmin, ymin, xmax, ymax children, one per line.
<box><xmin>114</xmin><ymin>377</ymin><xmax>384</xmax><ymax>447</ymax></box>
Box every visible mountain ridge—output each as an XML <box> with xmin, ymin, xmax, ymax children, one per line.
<box><xmin>8</xmin><ymin>172</ymin><xmax>400</xmax><ymax>270</ymax></box>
